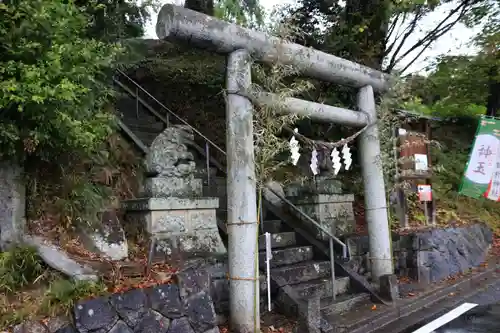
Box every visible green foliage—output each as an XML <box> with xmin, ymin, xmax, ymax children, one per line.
<box><xmin>76</xmin><ymin>0</ymin><xmax>158</xmax><ymax>41</ymax></box>
<box><xmin>0</xmin><ymin>0</ymin><xmax>123</xmax><ymax>162</ymax></box>
<box><xmin>215</xmin><ymin>0</ymin><xmax>265</xmax><ymax>28</ymax></box>
<box><xmin>0</xmin><ymin>0</ymin><xmax>145</xmax><ymax>228</ymax></box>
<box><xmin>0</xmin><ymin>246</ymin><xmax>45</xmax><ymax>292</ymax></box>
<box><xmin>410</xmin><ymin>55</ymin><xmax>490</xmax><ymax>117</ymax></box>
<box><xmin>42</xmin><ymin>278</ymin><xmax>107</xmax><ymax>316</ymax></box>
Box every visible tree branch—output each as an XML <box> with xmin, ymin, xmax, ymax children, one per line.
<box><xmin>399</xmin><ymin>37</ymin><xmax>435</xmax><ymax>74</ymax></box>
<box><xmin>398</xmin><ymin>5</ymin><xmax>470</xmax><ymax>73</ymax></box>
<box><xmin>385</xmin><ymin>8</ymin><xmax>423</xmax><ymax>67</ymax></box>
<box><xmin>385</xmin><ymin>12</ymin><xmax>402</xmax><ymax>45</ymax></box>
<box><xmin>387</xmin><ymin>1</ymin><xmax>469</xmax><ymax>72</ymax></box>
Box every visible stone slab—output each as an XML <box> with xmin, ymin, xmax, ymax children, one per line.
<box><xmin>13</xmin><ymin>321</ymin><xmax>48</xmax><ymax>333</ymax></box>
<box><xmin>379</xmin><ymin>274</ymin><xmax>399</xmax><ymax>301</ymax></box>
<box><xmin>109</xmin><ymin>288</ymin><xmax>148</xmax><ymax>328</ymax></box>
<box><xmin>23</xmin><ymin>236</ymin><xmax>98</xmax><ymax>281</ymax></box>
<box><xmin>0</xmin><ymin>162</ymin><xmax>26</xmax><ymax>250</ymax></box>
<box><xmin>143</xmin><ymin>176</ymin><xmax>202</xmax><ymax>197</ymax></box>
<box><xmin>78</xmin><ymin>210</ymin><xmax>128</xmax><ymax>261</ymax></box>
<box><xmin>295</xmin><ymin>297</ymin><xmax>321</xmax><ymax>333</ymax></box>
<box><xmin>74</xmin><ymin>297</ymin><xmax>119</xmax><ymax>333</ymax></box>
<box><xmin>123</xmin><ymin>197</ymin><xmax>219</xmax><ymax>211</ymax></box>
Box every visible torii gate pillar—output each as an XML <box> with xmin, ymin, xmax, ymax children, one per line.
<box><xmin>156</xmin><ymin>5</ymin><xmax>394</xmax><ymax>332</ymax></box>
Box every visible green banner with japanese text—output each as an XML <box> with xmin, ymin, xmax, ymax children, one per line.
<box><xmin>459</xmin><ymin>116</ymin><xmax>500</xmax><ymax>201</ymax></box>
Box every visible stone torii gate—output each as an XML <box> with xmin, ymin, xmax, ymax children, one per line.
<box><xmin>156</xmin><ymin>5</ymin><xmax>393</xmax><ymax>333</ymax></box>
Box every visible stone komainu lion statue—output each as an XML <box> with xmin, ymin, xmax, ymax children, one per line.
<box><xmin>145</xmin><ymin>125</ymin><xmax>197</xmax><ymax>177</ymax></box>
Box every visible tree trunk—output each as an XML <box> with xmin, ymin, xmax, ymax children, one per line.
<box><xmin>486</xmin><ymin>58</ymin><xmax>500</xmax><ymax>117</ymax></box>
<box><xmin>184</xmin><ymin>0</ymin><xmax>214</xmax><ymax>16</ymax></box>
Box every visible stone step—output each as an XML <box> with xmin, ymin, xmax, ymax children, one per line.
<box><xmin>135</xmin><ymin>131</ymin><xmax>158</xmax><ymax>146</ymax></box>
<box><xmin>119</xmin><ymin>108</ymin><xmax>159</xmax><ymax>124</ymax></box>
<box><xmin>271</xmin><ymin>261</ymin><xmax>331</xmax><ymax>286</ymax></box>
<box><xmin>261</xmin><ymin>220</ymin><xmax>282</xmax><ymax>234</ymax></box>
<box><xmin>212</xmin><ymin>177</ymin><xmax>226</xmax><ymax>184</ymax></box>
<box><xmin>290</xmin><ymin>276</ymin><xmax>350</xmax><ymax>299</ymax></box>
<box><xmin>125</xmin><ymin>122</ymin><xmax>165</xmax><ymax>133</ymax></box>
<box><xmin>321</xmin><ymin>292</ymin><xmax>371</xmax><ymax>316</ymax></box>
<box><xmin>258</xmin><ymin>232</ymin><xmax>296</xmax><ymax>250</ymax></box>
<box><xmin>259</xmin><ymin>246</ymin><xmax>313</xmax><ymax>269</ymax></box>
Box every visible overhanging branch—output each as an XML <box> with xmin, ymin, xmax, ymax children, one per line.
<box><xmin>385</xmin><ymin>0</ymin><xmax>470</xmax><ymax>72</ymax></box>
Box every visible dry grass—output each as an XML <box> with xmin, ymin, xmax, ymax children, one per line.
<box><xmin>0</xmin><ymin>246</ymin><xmax>110</xmax><ymax>330</ymax></box>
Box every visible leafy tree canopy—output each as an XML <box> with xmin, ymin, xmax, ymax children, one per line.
<box><xmin>0</xmin><ymin>0</ymin><xmax>125</xmax><ymax>162</ymax></box>
<box><xmin>404</xmin><ymin>0</ymin><xmax>499</xmax><ymax>118</ymax></box>
<box><xmin>75</xmin><ymin>0</ymin><xmax>157</xmax><ymax>41</ymax></box>
<box><xmin>279</xmin><ymin>0</ymin><xmax>497</xmax><ymax>72</ymax></box>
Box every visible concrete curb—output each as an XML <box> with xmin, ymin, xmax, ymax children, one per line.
<box><xmin>346</xmin><ymin>266</ymin><xmax>499</xmax><ymax>333</ymax></box>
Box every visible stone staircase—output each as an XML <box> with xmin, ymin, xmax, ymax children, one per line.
<box><xmin>113</xmin><ymin>70</ymin><xmax>383</xmax><ymax>332</ymax></box>
<box><xmin>257</xmin><ymin>217</ymin><xmax>374</xmax><ymax>333</ymax></box>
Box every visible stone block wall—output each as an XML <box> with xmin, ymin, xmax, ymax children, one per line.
<box><xmin>13</xmin><ymin>261</ymin><xmax>232</xmax><ymax>333</ymax></box>
<box><xmin>203</xmin><ymin>257</ymin><xmax>269</xmax><ymax>316</ymax></box>
<box><xmin>346</xmin><ymin>223</ymin><xmax>493</xmax><ymax>284</ymax></box>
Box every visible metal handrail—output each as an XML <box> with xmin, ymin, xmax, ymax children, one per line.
<box><xmin>115</xmin><ymin>69</ymin><xmax>226</xmax><ymax>156</ymax></box>
<box><xmin>115</xmin><ymin>69</ymin><xmax>346</xmax><ymax>298</ymax></box>
<box><xmin>266</xmin><ymin>187</ymin><xmax>348</xmax><ymax>259</ymax></box>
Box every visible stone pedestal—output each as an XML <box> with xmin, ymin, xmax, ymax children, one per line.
<box><xmin>144</xmin><ymin>177</ymin><xmax>203</xmax><ymax>197</ymax></box>
<box><xmin>293</xmin><ymin>194</ymin><xmax>355</xmax><ymax>239</ymax></box>
<box><xmin>285</xmin><ymin>176</ymin><xmax>343</xmax><ymax>197</ymax></box>
<box><xmin>286</xmin><ymin>176</ymin><xmax>355</xmax><ymax>240</ymax></box>
<box><xmin>124</xmin><ymin>197</ymin><xmax>226</xmax><ymax>258</ymax></box>
<box><xmin>123</xmin><ymin>125</ymin><xmax>226</xmax><ymax>261</ymax></box>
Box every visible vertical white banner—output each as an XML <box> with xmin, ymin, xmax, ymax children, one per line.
<box><xmin>487</xmin><ymin>143</ymin><xmax>500</xmax><ymax>201</ymax></box>
<box><xmin>465</xmin><ymin>134</ymin><xmax>499</xmax><ymax>184</ymax></box>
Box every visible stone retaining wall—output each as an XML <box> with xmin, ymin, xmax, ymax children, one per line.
<box><xmin>346</xmin><ymin>223</ymin><xmax>493</xmax><ymax>284</ymax></box>
<box><xmin>13</xmin><ymin>261</ymin><xmax>225</xmax><ymax>333</ymax></box>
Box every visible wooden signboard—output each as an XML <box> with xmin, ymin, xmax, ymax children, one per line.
<box><xmin>394</xmin><ymin>115</ymin><xmax>436</xmax><ymax>227</ymax></box>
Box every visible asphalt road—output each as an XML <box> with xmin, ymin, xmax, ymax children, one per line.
<box><xmin>405</xmin><ymin>279</ymin><xmax>500</xmax><ymax>333</ymax></box>
<box><xmin>466</xmin><ymin>280</ymin><xmax>500</xmax><ymax>304</ymax></box>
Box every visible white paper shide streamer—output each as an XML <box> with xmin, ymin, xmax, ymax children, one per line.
<box><xmin>289</xmin><ymin>128</ymin><xmax>301</xmax><ymax>166</ymax></box>
<box><xmin>342</xmin><ymin>142</ymin><xmax>352</xmax><ymax>170</ymax></box>
<box><xmin>331</xmin><ymin>148</ymin><xmax>342</xmax><ymax>175</ymax></box>
<box><xmin>310</xmin><ymin>148</ymin><xmax>319</xmax><ymax>175</ymax></box>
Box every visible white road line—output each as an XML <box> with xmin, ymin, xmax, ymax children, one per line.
<box><xmin>412</xmin><ymin>302</ymin><xmax>479</xmax><ymax>333</ymax></box>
